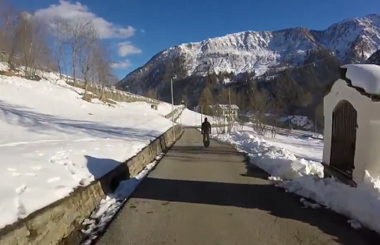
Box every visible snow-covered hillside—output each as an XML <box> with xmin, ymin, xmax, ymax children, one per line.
<box><xmin>0</xmin><ymin>67</ymin><xmax>175</xmax><ymax>229</ymax></box>
<box><xmin>177</xmin><ymin>108</ymin><xmax>215</xmax><ymax>126</ymax></box>
<box><xmin>119</xmin><ymin>14</ymin><xmax>380</xmax><ymax>92</ymax></box>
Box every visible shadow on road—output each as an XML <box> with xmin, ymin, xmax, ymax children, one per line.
<box><xmin>168</xmin><ymin>145</ymin><xmax>242</xmax><ymax>156</ymax></box>
<box><xmin>240</xmin><ymin>161</ymin><xmax>270</xmax><ymax>180</ymax></box>
<box><xmin>167</xmin><ymin>145</ymin><xmax>245</xmax><ymax>163</ymax></box>
<box><xmin>132</xmin><ymin>176</ymin><xmax>380</xmax><ymax>245</ymax></box>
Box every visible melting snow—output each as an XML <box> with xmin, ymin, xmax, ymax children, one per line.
<box><xmin>213</xmin><ymin>125</ymin><xmax>380</xmax><ymax>234</ymax></box>
<box><xmin>80</xmin><ymin>153</ymin><xmax>165</xmax><ymax>244</ymax></box>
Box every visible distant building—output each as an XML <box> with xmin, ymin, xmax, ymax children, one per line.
<box><xmin>209</xmin><ymin>104</ymin><xmax>239</xmax><ymax>121</ymax></box>
<box><xmin>278</xmin><ymin>115</ymin><xmax>313</xmax><ymax>129</ymax></box>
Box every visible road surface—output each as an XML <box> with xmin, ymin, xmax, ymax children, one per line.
<box><xmin>97</xmin><ymin>128</ymin><xmax>379</xmax><ymax>245</ymax></box>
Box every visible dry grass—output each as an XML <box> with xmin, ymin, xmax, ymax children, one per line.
<box><xmin>0</xmin><ymin>70</ymin><xmax>16</xmax><ymax>77</ymax></box>
<box><xmin>65</xmin><ymin>81</ymin><xmax>160</xmax><ymax>105</ymax></box>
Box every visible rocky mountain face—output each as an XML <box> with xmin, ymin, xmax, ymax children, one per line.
<box><xmin>117</xmin><ymin>14</ymin><xmax>380</xmax><ymax>120</ymax></box>
<box><xmin>366</xmin><ymin>49</ymin><xmax>380</xmax><ymax>65</ymax></box>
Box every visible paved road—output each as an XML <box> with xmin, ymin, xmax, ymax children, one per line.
<box><xmin>97</xmin><ymin>128</ymin><xmax>379</xmax><ymax>245</ymax></box>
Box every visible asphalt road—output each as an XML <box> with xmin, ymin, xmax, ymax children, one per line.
<box><xmin>97</xmin><ymin>128</ymin><xmax>379</xmax><ymax>245</ymax></box>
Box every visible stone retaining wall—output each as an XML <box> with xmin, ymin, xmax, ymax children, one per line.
<box><xmin>0</xmin><ymin>125</ymin><xmax>183</xmax><ymax>245</ymax></box>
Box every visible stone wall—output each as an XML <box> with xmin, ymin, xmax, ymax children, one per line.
<box><xmin>0</xmin><ymin>125</ymin><xmax>184</xmax><ymax>245</ymax></box>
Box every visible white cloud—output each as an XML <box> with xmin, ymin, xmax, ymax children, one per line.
<box><xmin>117</xmin><ymin>41</ymin><xmax>141</xmax><ymax>57</ymax></box>
<box><xmin>141</xmin><ymin>29</ymin><xmax>146</xmax><ymax>33</ymax></box>
<box><xmin>34</xmin><ymin>0</ymin><xmax>135</xmax><ymax>39</ymax></box>
<box><xmin>111</xmin><ymin>59</ymin><xmax>132</xmax><ymax>69</ymax></box>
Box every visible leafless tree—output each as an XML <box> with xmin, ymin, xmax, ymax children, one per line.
<box><xmin>214</xmin><ymin>115</ymin><xmax>227</xmax><ymax>134</ymax></box>
<box><xmin>57</xmin><ymin>17</ymin><xmax>94</xmax><ymax>86</ymax></box>
<box><xmin>50</xmin><ymin>17</ymin><xmax>72</xmax><ymax>78</ymax></box>
<box><xmin>16</xmin><ymin>15</ymin><xmax>51</xmax><ymax>77</ymax></box>
<box><xmin>0</xmin><ymin>1</ymin><xmax>20</xmax><ymax>68</ymax></box>
<box><xmin>249</xmin><ymin>86</ymin><xmax>272</xmax><ymax>136</ymax></box>
<box><xmin>92</xmin><ymin>41</ymin><xmax>115</xmax><ymax>101</ymax></box>
<box><xmin>145</xmin><ymin>89</ymin><xmax>158</xmax><ymax>100</ymax></box>
<box><xmin>77</xmin><ymin>24</ymin><xmax>97</xmax><ymax>99</ymax></box>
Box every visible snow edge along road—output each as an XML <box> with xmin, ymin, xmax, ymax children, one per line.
<box><xmin>0</xmin><ymin>125</ymin><xmax>184</xmax><ymax>245</ymax></box>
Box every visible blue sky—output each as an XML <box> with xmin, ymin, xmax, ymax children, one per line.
<box><xmin>12</xmin><ymin>0</ymin><xmax>380</xmax><ymax>79</ymax></box>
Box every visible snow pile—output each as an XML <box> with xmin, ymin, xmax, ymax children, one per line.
<box><xmin>279</xmin><ymin>172</ymin><xmax>380</xmax><ymax>232</ymax></box>
<box><xmin>215</xmin><ymin>131</ymin><xmax>324</xmax><ymax>180</ymax></box>
<box><xmin>80</xmin><ymin>153</ymin><xmax>165</xmax><ymax>244</ymax></box>
<box><xmin>342</xmin><ymin>64</ymin><xmax>380</xmax><ymax>95</ymax></box>
<box><xmin>213</xmin><ymin>129</ymin><xmax>380</xmax><ymax>234</ymax></box>
<box><xmin>0</xmin><ymin>70</ymin><xmax>172</xmax><ymax>228</ymax></box>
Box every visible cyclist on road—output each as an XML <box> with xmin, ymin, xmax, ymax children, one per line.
<box><xmin>201</xmin><ymin>117</ymin><xmax>211</xmax><ymax>143</ymax></box>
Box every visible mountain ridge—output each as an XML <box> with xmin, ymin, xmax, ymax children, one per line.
<box><xmin>117</xmin><ymin>13</ymin><xmax>380</xmax><ymax>108</ymax></box>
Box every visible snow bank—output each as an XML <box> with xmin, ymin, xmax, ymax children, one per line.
<box><xmin>215</xmin><ymin>131</ymin><xmax>324</xmax><ymax>180</ymax></box>
<box><xmin>342</xmin><ymin>64</ymin><xmax>380</xmax><ymax>95</ymax></box>
<box><xmin>279</xmin><ymin>172</ymin><xmax>380</xmax><ymax>232</ymax></box>
<box><xmin>214</xmin><ymin>129</ymin><xmax>380</xmax><ymax>234</ymax></box>
<box><xmin>0</xmin><ymin>71</ymin><xmax>172</xmax><ymax>229</ymax></box>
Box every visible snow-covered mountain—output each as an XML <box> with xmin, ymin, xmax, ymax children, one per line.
<box><xmin>118</xmin><ymin>14</ymin><xmax>380</xmax><ymax>98</ymax></box>
<box><xmin>367</xmin><ymin>49</ymin><xmax>380</xmax><ymax>65</ymax></box>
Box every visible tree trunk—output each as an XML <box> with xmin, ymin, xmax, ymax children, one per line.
<box><xmin>72</xmin><ymin>49</ymin><xmax>76</xmax><ymax>86</ymax></box>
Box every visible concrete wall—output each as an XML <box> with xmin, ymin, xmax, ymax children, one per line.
<box><xmin>366</xmin><ymin>122</ymin><xmax>380</xmax><ymax>180</ymax></box>
<box><xmin>0</xmin><ymin>125</ymin><xmax>183</xmax><ymax>245</ymax></box>
<box><xmin>323</xmin><ymin>79</ymin><xmax>371</xmax><ymax>183</ymax></box>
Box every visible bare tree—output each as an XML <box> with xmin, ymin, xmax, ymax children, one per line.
<box><xmin>249</xmin><ymin>84</ymin><xmax>272</xmax><ymax>136</ymax></box>
<box><xmin>0</xmin><ymin>1</ymin><xmax>20</xmax><ymax>68</ymax></box>
<box><xmin>16</xmin><ymin>15</ymin><xmax>51</xmax><ymax>77</ymax></box>
<box><xmin>92</xmin><ymin>41</ymin><xmax>114</xmax><ymax>101</ymax></box>
<box><xmin>57</xmin><ymin>17</ymin><xmax>94</xmax><ymax>86</ymax></box>
<box><xmin>145</xmin><ymin>89</ymin><xmax>158</xmax><ymax>100</ymax></box>
<box><xmin>77</xmin><ymin>23</ymin><xmax>97</xmax><ymax>100</ymax></box>
<box><xmin>50</xmin><ymin>17</ymin><xmax>72</xmax><ymax>78</ymax></box>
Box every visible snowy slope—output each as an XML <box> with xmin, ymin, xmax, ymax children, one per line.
<box><xmin>119</xmin><ymin>14</ymin><xmax>380</xmax><ymax>94</ymax></box>
<box><xmin>0</xmin><ymin>69</ymin><xmax>173</xmax><ymax>229</ymax></box>
<box><xmin>177</xmin><ymin>108</ymin><xmax>215</xmax><ymax>126</ymax></box>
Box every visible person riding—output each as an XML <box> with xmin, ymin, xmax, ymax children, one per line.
<box><xmin>201</xmin><ymin>117</ymin><xmax>211</xmax><ymax>142</ymax></box>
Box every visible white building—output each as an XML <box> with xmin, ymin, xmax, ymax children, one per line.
<box><xmin>209</xmin><ymin>104</ymin><xmax>239</xmax><ymax>120</ymax></box>
<box><xmin>323</xmin><ymin>64</ymin><xmax>380</xmax><ymax>183</ymax></box>
<box><xmin>278</xmin><ymin>115</ymin><xmax>313</xmax><ymax>129</ymax></box>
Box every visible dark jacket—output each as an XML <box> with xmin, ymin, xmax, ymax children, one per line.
<box><xmin>201</xmin><ymin>121</ymin><xmax>211</xmax><ymax>133</ymax></box>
